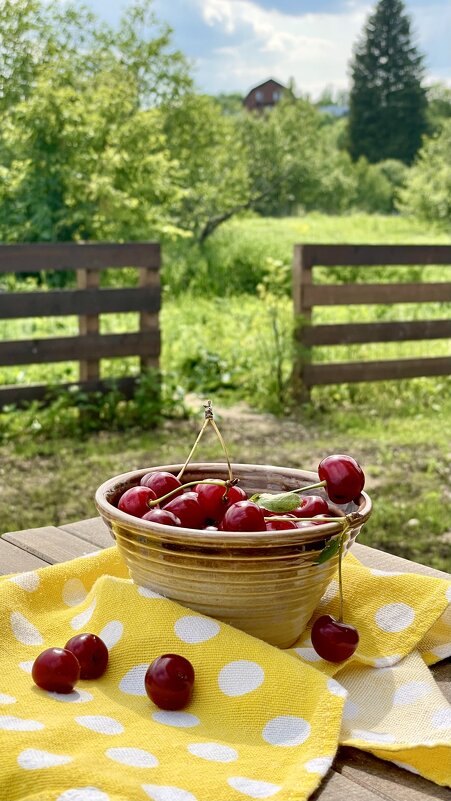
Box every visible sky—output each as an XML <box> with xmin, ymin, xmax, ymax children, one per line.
<box><xmin>88</xmin><ymin>0</ymin><xmax>451</xmax><ymax>99</ymax></box>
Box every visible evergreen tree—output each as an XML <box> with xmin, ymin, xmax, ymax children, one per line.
<box><xmin>348</xmin><ymin>0</ymin><xmax>427</xmax><ymax>164</ymax></box>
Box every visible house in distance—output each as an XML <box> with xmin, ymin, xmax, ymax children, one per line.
<box><xmin>243</xmin><ymin>79</ymin><xmax>286</xmax><ymax>111</ymax></box>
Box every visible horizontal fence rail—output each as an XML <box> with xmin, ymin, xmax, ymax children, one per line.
<box><xmin>0</xmin><ymin>242</ymin><xmax>160</xmax><ymax>407</ymax></box>
<box><xmin>292</xmin><ymin>244</ymin><xmax>451</xmax><ymax>397</ymax></box>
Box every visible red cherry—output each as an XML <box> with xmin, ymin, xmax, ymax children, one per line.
<box><xmin>118</xmin><ymin>486</ymin><xmax>157</xmax><ymax>518</ymax></box>
<box><xmin>318</xmin><ymin>455</ymin><xmax>365</xmax><ymax>504</ymax></box>
<box><xmin>220</xmin><ymin>500</ymin><xmax>266</xmax><ymax>532</ymax></box>
<box><xmin>64</xmin><ymin>633</ymin><xmax>109</xmax><ymax>679</ymax></box>
<box><xmin>140</xmin><ymin>471</ymin><xmax>183</xmax><ymax>499</ymax></box>
<box><xmin>164</xmin><ymin>492</ymin><xmax>204</xmax><ymax>529</ymax></box>
<box><xmin>32</xmin><ymin>647</ymin><xmax>80</xmax><ymax>693</ymax></box>
<box><xmin>311</xmin><ymin>614</ymin><xmax>359</xmax><ymax>662</ymax></box>
<box><xmin>145</xmin><ymin>654</ymin><xmax>194</xmax><ymax>710</ymax></box>
<box><xmin>142</xmin><ymin>509</ymin><xmax>182</xmax><ymax>526</ymax></box>
<box><xmin>292</xmin><ymin>495</ymin><xmax>329</xmax><ymax>518</ymax></box>
<box><xmin>195</xmin><ymin>483</ymin><xmax>247</xmax><ymax>524</ymax></box>
<box><xmin>265</xmin><ymin>517</ymin><xmax>298</xmax><ymax>531</ymax></box>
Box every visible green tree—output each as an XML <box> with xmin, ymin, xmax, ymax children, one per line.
<box><xmin>426</xmin><ymin>83</ymin><xmax>451</xmax><ymax>134</ymax></box>
<box><xmin>398</xmin><ymin>121</ymin><xmax>451</xmax><ymax>227</ymax></box>
<box><xmin>348</xmin><ymin>0</ymin><xmax>427</xmax><ymax>164</ymax></box>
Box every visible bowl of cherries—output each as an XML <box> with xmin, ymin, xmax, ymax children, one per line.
<box><xmin>95</xmin><ymin>407</ymin><xmax>371</xmax><ymax>650</ymax></box>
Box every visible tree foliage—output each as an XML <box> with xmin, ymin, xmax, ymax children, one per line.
<box><xmin>348</xmin><ymin>0</ymin><xmax>427</xmax><ymax>164</ymax></box>
<box><xmin>398</xmin><ymin>121</ymin><xmax>451</xmax><ymax>227</ymax></box>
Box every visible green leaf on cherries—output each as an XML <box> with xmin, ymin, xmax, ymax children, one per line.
<box><xmin>252</xmin><ymin>491</ymin><xmax>301</xmax><ymax>513</ymax></box>
<box><xmin>317</xmin><ymin>535</ymin><xmax>341</xmax><ymax>564</ymax></box>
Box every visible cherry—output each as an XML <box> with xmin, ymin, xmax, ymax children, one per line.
<box><xmin>311</xmin><ymin>614</ymin><xmax>359</xmax><ymax>662</ymax></box>
<box><xmin>118</xmin><ymin>486</ymin><xmax>157</xmax><ymax>518</ymax></box>
<box><xmin>318</xmin><ymin>455</ymin><xmax>365</xmax><ymax>504</ymax></box>
<box><xmin>220</xmin><ymin>500</ymin><xmax>266</xmax><ymax>532</ymax></box>
<box><xmin>164</xmin><ymin>492</ymin><xmax>204</xmax><ymax>529</ymax></box>
<box><xmin>145</xmin><ymin>654</ymin><xmax>194</xmax><ymax>710</ymax></box>
<box><xmin>141</xmin><ymin>471</ymin><xmax>182</xmax><ymax>499</ymax></box>
<box><xmin>142</xmin><ymin>508</ymin><xmax>182</xmax><ymax>526</ymax></box>
<box><xmin>265</xmin><ymin>517</ymin><xmax>298</xmax><ymax>531</ymax></box>
<box><xmin>292</xmin><ymin>495</ymin><xmax>329</xmax><ymax>518</ymax></box>
<box><xmin>195</xmin><ymin>483</ymin><xmax>247</xmax><ymax>524</ymax></box>
<box><xmin>32</xmin><ymin>647</ymin><xmax>80</xmax><ymax>693</ymax></box>
<box><xmin>64</xmin><ymin>633</ymin><xmax>109</xmax><ymax>680</ymax></box>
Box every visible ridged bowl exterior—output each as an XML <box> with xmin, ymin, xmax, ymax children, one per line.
<box><xmin>95</xmin><ymin>463</ymin><xmax>372</xmax><ymax>648</ymax></box>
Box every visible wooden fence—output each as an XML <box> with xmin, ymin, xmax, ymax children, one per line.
<box><xmin>292</xmin><ymin>244</ymin><xmax>451</xmax><ymax>397</ymax></box>
<box><xmin>0</xmin><ymin>243</ymin><xmax>160</xmax><ymax>406</ymax></box>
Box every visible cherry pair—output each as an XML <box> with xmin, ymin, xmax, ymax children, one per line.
<box><xmin>32</xmin><ymin>633</ymin><xmax>108</xmax><ymax>694</ymax></box>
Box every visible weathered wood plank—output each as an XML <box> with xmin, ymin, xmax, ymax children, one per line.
<box><xmin>2</xmin><ymin>526</ymin><xmax>101</xmax><ymax>563</ymax></box>
<box><xmin>335</xmin><ymin>746</ymin><xmax>451</xmax><ymax>800</ymax></box>
<box><xmin>304</xmin><ymin>282</ymin><xmax>451</xmax><ymax>307</ymax></box>
<box><xmin>0</xmin><ymin>243</ymin><xmax>160</xmax><ymax>273</ymax></box>
<box><xmin>0</xmin><ymin>286</ymin><xmax>160</xmax><ymax>319</ymax></box>
<box><xmin>303</xmin><ymin>357</ymin><xmax>451</xmax><ymax>386</ymax></box>
<box><xmin>59</xmin><ymin>517</ymin><xmax>113</xmax><ymax>549</ymax></box>
<box><xmin>0</xmin><ymin>332</ymin><xmax>160</xmax><ymax>366</ymax></box>
<box><xmin>312</xmin><ymin>767</ymin><xmax>384</xmax><ymax>800</ymax></box>
<box><xmin>302</xmin><ymin>319</ymin><xmax>451</xmax><ymax>346</ymax></box>
<box><xmin>302</xmin><ymin>244</ymin><xmax>451</xmax><ymax>267</ymax></box>
<box><xmin>0</xmin><ymin>376</ymin><xmax>142</xmax><ymax>407</ymax></box>
<box><xmin>0</xmin><ymin>537</ymin><xmax>51</xmax><ymax>575</ymax></box>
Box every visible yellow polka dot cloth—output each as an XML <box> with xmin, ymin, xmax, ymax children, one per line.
<box><xmin>1</xmin><ymin>548</ymin><xmax>450</xmax><ymax>801</ymax></box>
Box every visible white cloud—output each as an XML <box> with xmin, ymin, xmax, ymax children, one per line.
<box><xmin>194</xmin><ymin>0</ymin><xmax>371</xmax><ymax>96</ymax></box>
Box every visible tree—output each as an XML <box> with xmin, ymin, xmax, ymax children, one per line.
<box><xmin>426</xmin><ymin>83</ymin><xmax>451</xmax><ymax>134</ymax></box>
<box><xmin>348</xmin><ymin>0</ymin><xmax>427</xmax><ymax>164</ymax></box>
<box><xmin>398</xmin><ymin>121</ymin><xmax>451</xmax><ymax>227</ymax></box>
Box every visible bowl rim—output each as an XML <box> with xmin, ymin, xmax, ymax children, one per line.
<box><xmin>95</xmin><ymin>462</ymin><xmax>372</xmax><ymax>545</ymax></box>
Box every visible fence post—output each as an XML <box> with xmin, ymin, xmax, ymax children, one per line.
<box><xmin>292</xmin><ymin>245</ymin><xmax>313</xmax><ymax>403</ymax></box>
<box><xmin>77</xmin><ymin>268</ymin><xmax>100</xmax><ymax>382</ymax></box>
<box><xmin>139</xmin><ymin>247</ymin><xmax>161</xmax><ymax>372</ymax></box>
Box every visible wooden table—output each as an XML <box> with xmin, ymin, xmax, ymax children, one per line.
<box><xmin>1</xmin><ymin>517</ymin><xmax>450</xmax><ymax>801</ymax></box>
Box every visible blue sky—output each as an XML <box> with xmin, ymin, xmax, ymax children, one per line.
<box><xmin>88</xmin><ymin>0</ymin><xmax>450</xmax><ymax>98</ymax></box>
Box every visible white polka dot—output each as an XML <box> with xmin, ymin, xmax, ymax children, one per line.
<box><xmin>430</xmin><ymin>644</ymin><xmax>451</xmax><ymax>660</ymax></box>
<box><xmin>75</xmin><ymin>715</ymin><xmax>124</xmax><ymax>735</ymax></box>
<box><xmin>370</xmin><ymin>569</ymin><xmax>403</xmax><ymax>577</ymax></box>
<box><xmin>0</xmin><ymin>694</ymin><xmax>16</xmax><ymax>704</ymax></box>
<box><xmin>304</xmin><ymin>756</ymin><xmax>333</xmax><ymax>776</ymax></box>
<box><xmin>218</xmin><ymin>661</ymin><xmax>264</xmax><ymax>697</ymax></box>
<box><xmin>262</xmin><ymin>715</ymin><xmax>310</xmax><ymax>747</ymax></box>
<box><xmin>105</xmin><ymin>747</ymin><xmax>158</xmax><ymax>768</ymax></box>
<box><xmin>142</xmin><ymin>785</ymin><xmax>198</xmax><ymax>801</ymax></box>
<box><xmin>138</xmin><ymin>587</ymin><xmax>166</xmax><ymax>599</ymax></box>
<box><xmin>56</xmin><ymin>790</ymin><xmax>110</xmax><ymax>801</ymax></box>
<box><xmin>46</xmin><ymin>690</ymin><xmax>93</xmax><ymax>703</ymax></box>
<box><xmin>71</xmin><ymin>599</ymin><xmax>97</xmax><ymax>630</ymax></box>
<box><xmin>187</xmin><ymin>742</ymin><xmax>238</xmax><ymax>763</ymax></box>
<box><xmin>10</xmin><ymin>611</ymin><xmax>44</xmax><ymax>645</ymax></box>
<box><xmin>19</xmin><ymin>661</ymin><xmax>34</xmax><ymax>674</ymax></box>
<box><xmin>119</xmin><ymin>665</ymin><xmax>148</xmax><ymax>696</ymax></box>
<box><xmin>227</xmin><ymin>777</ymin><xmax>281</xmax><ymax>798</ymax></box>
<box><xmin>431</xmin><ymin>707</ymin><xmax>451</xmax><ymax>729</ymax></box>
<box><xmin>393</xmin><ymin>682</ymin><xmax>432</xmax><ymax>706</ymax></box>
<box><xmin>391</xmin><ymin>761</ymin><xmax>420</xmax><ymax>775</ymax></box>
<box><xmin>9</xmin><ymin>571</ymin><xmax>40</xmax><ymax>591</ymax></box>
<box><xmin>375</xmin><ymin>603</ymin><xmax>415</xmax><ymax>633</ymax></box>
<box><xmin>373</xmin><ymin>655</ymin><xmax>401</xmax><ymax>668</ymax></box>
<box><xmin>327</xmin><ymin>678</ymin><xmax>347</xmax><ymax>698</ymax></box>
<box><xmin>152</xmin><ymin>710</ymin><xmax>200</xmax><ymax>728</ymax></box>
<box><xmin>18</xmin><ymin>749</ymin><xmax>72</xmax><ymax>769</ymax></box>
<box><xmin>350</xmin><ymin>729</ymin><xmax>396</xmax><ymax>744</ymax></box>
<box><xmin>445</xmin><ymin>584</ymin><xmax>451</xmax><ymax>602</ymax></box>
<box><xmin>293</xmin><ymin>647</ymin><xmax>322</xmax><ymax>662</ymax></box>
<box><xmin>343</xmin><ymin>700</ymin><xmax>359</xmax><ymax>720</ymax></box>
<box><xmin>98</xmin><ymin>621</ymin><xmax>123</xmax><ymax>649</ymax></box>
<box><xmin>62</xmin><ymin>578</ymin><xmax>87</xmax><ymax>607</ymax></box>
<box><xmin>174</xmin><ymin>615</ymin><xmax>220</xmax><ymax>644</ymax></box>
<box><xmin>326</xmin><ymin>579</ymin><xmax>339</xmax><ymax>596</ymax></box>
<box><xmin>0</xmin><ymin>715</ymin><xmax>43</xmax><ymax>731</ymax></box>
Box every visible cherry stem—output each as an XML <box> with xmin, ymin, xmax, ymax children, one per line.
<box><xmin>337</xmin><ymin>518</ymin><xmax>351</xmax><ymax>623</ymax></box>
<box><xmin>263</xmin><ymin>515</ymin><xmax>344</xmax><ymax>523</ymax></box>
<box><xmin>176</xmin><ymin>418</ymin><xmax>210</xmax><ymax>482</ymax></box>
<box><xmin>292</xmin><ymin>480</ymin><xmax>327</xmax><ymax>494</ymax></box>
<box><xmin>176</xmin><ymin>400</ymin><xmax>234</xmax><ymax>485</ymax></box>
<box><xmin>148</xmin><ymin>478</ymin><xmax>229</xmax><ymax>509</ymax></box>
<box><xmin>210</xmin><ymin>417</ymin><xmax>234</xmax><ymax>484</ymax></box>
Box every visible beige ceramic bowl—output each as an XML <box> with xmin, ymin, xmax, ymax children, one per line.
<box><xmin>95</xmin><ymin>462</ymin><xmax>371</xmax><ymax>648</ymax></box>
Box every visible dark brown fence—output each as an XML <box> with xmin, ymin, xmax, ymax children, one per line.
<box><xmin>0</xmin><ymin>243</ymin><xmax>160</xmax><ymax>406</ymax></box>
<box><xmin>292</xmin><ymin>244</ymin><xmax>451</xmax><ymax>397</ymax></box>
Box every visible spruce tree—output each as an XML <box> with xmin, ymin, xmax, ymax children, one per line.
<box><xmin>348</xmin><ymin>0</ymin><xmax>427</xmax><ymax>164</ymax></box>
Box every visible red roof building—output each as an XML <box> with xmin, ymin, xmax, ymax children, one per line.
<box><xmin>243</xmin><ymin>79</ymin><xmax>286</xmax><ymax>111</ymax></box>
